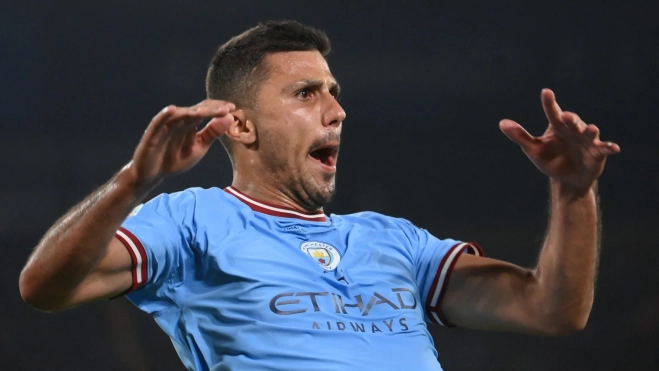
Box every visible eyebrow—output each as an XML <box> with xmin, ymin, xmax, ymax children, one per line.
<box><xmin>286</xmin><ymin>79</ymin><xmax>342</xmax><ymax>99</ymax></box>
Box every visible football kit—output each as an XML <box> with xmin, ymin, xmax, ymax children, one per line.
<box><xmin>116</xmin><ymin>186</ymin><xmax>482</xmax><ymax>371</ymax></box>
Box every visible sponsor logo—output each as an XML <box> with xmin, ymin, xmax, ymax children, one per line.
<box><xmin>269</xmin><ymin>288</ymin><xmax>418</xmax><ymax>334</ymax></box>
<box><xmin>300</xmin><ymin>241</ymin><xmax>341</xmax><ymax>271</ymax></box>
<box><xmin>269</xmin><ymin>288</ymin><xmax>417</xmax><ymax>316</ymax></box>
<box><xmin>311</xmin><ymin>318</ymin><xmax>409</xmax><ymax>333</ymax></box>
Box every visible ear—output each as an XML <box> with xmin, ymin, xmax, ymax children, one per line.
<box><xmin>225</xmin><ymin>109</ymin><xmax>257</xmax><ymax>145</ymax></box>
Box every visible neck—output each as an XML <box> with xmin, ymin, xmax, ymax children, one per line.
<box><xmin>231</xmin><ymin>170</ymin><xmax>321</xmax><ymax>213</ymax></box>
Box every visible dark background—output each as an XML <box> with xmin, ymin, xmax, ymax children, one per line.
<box><xmin>2</xmin><ymin>1</ymin><xmax>657</xmax><ymax>370</ymax></box>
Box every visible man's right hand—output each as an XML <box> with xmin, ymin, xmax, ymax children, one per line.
<box><xmin>19</xmin><ymin>100</ymin><xmax>235</xmax><ymax>311</ymax></box>
<box><xmin>128</xmin><ymin>100</ymin><xmax>236</xmax><ymax>189</ymax></box>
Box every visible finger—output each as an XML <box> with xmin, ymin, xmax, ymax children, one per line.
<box><xmin>180</xmin><ymin>126</ymin><xmax>198</xmax><ymax>158</ymax></box>
<box><xmin>560</xmin><ymin>111</ymin><xmax>585</xmax><ymax>132</ymax></box>
<box><xmin>541</xmin><ymin>89</ymin><xmax>567</xmax><ymax>129</ymax></box>
<box><xmin>158</xmin><ymin>107</ymin><xmax>199</xmax><ymax>136</ymax></box>
<box><xmin>146</xmin><ymin>102</ymin><xmax>236</xmax><ymax>144</ymax></box>
<box><xmin>607</xmin><ymin>142</ymin><xmax>621</xmax><ymax>154</ymax></box>
<box><xmin>161</xmin><ymin>100</ymin><xmax>235</xmax><ymax>125</ymax></box>
<box><xmin>191</xmin><ymin>100</ymin><xmax>236</xmax><ymax>114</ymax></box>
<box><xmin>171</xmin><ymin>114</ymin><xmax>206</xmax><ymax>137</ymax></box>
<box><xmin>596</xmin><ymin>140</ymin><xmax>621</xmax><ymax>155</ymax></box>
<box><xmin>588</xmin><ymin>141</ymin><xmax>620</xmax><ymax>160</ymax></box>
<box><xmin>583</xmin><ymin>124</ymin><xmax>600</xmax><ymax>141</ymax></box>
<box><xmin>197</xmin><ymin>114</ymin><xmax>235</xmax><ymax>147</ymax></box>
<box><xmin>173</xmin><ymin>107</ymin><xmax>235</xmax><ymax>136</ymax></box>
<box><xmin>165</xmin><ymin>103</ymin><xmax>234</xmax><ymax>134</ymax></box>
<box><xmin>146</xmin><ymin>105</ymin><xmax>178</xmax><ymax>137</ymax></box>
<box><xmin>193</xmin><ymin>98</ymin><xmax>236</xmax><ymax>107</ymax></box>
<box><xmin>499</xmin><ymin>119</ymin><xmax>537</xmax><ymax>152</ymax></box>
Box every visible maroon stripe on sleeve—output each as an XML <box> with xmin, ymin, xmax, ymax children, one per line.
<box><xmin>115</xmin><ymin>227</ymin><xmax>148</xmax><ymax>291</ymax></box>
<box><xmin>425</xmin><ymin>242</ymin><xmax>484</xmax><ymax>326</ymax></box>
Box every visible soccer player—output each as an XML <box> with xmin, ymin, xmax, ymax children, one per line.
<box><xmin>19</xmin><ymin>21</ymin><xmax>620</xmax><ymax>370</ymax></box>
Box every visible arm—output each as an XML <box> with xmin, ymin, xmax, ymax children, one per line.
<box><xmin>440</xmin><ymin>89</ymin><xmax>619</xmax><ymax>335</ymax></box>
<box><xmin>19</xmin><ymin>101</ymin><xmax>235</xmax><ymax>311</ymax></box>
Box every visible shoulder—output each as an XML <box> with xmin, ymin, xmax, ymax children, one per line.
<box><xmin>334</xmin><ymin>211</ymin><xmax>420</xmax><ymax>233</ymax></box>
<box><xmin>174</xmin><ymin>187</ymin><xmax>261</xmax><ymax>228</ymax></box>
<box><xmin>146</xmin><ymin>187</ymin><xmax>231</xmax><ymax>206</ymax></box>
<box><xmin>138</xmin><ymin>187</ymin><xmax>239</xmax><ymax>218</ymax></box>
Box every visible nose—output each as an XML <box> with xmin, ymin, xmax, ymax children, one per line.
<box><xmin>322</xmin><ymin>92</ymin><xmax>346</xmax><ymax>128</ymax></box>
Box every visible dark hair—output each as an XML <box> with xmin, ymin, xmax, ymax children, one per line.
<box><xmin>207</xmin><ymin>20</ymin><xmax>330</xmax><ymax>104</ymax></box>
<box><xmin>205</xmin><ymin>20</ymin><xmax>331</xmax><ymax>160</ymax></box>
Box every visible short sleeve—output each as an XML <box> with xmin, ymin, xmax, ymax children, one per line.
<box><xmin>114</xmin><ymin>191</ymin><xmax>196</xmax><ymax>314</ymax></box>
<box><xmin>399</xmin><ymin>220</ymin><xmax>483</xmax><ymax>327</ymax></box>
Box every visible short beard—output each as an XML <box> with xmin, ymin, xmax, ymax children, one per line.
<box><xmin>259</xmin><ymin>144</ymin><xmax>336</xmax><ymax>211</ymax></box>
<box><xmin>258</xmin><ymin>130</ymin><xmax>337</xmax><ymax>211</ymax></box>
<box><xmin>286</xmin><ymin>172</ymin><xmax>336</xmax><ymax>211</ymax></box>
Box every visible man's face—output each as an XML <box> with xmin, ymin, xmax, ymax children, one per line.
<box><xmin>250</xmin><ymin>50</ymin><xmax>345</xmax><ymax>210</ymax></box>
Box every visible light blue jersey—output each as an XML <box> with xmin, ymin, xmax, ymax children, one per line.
<box><xmin>115</xmin><ymin>186</ymin><xmax>482</xmax><ymax>371</ymax></box>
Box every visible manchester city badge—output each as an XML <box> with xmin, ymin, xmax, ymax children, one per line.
<box><xmin>300</xmin><ymin>241</ymin><xmax>341</xmax><ymax>271</ymax></box>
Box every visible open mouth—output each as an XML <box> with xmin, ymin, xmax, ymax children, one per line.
<box><xmin>308</xmin><ymin>146</ymin><xmax>338</xmax><ymax>169</ymax></box>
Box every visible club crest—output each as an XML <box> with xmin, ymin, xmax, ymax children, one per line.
<box><xmin>300</xmin><ymin>241</ymin><xmax>341</xmax><ymax>271</ymax></box>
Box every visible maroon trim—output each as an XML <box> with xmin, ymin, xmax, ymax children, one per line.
<box><xmin>466</xmin><ymin>242</ymin><xmax>484</xmax><ymax>257</ymax></box>
<box><xmin>425</xmin><ymin>243</ymin><xmax>461</xmax><ymax>326</ymax></box>
<box><xmin>426</xmin><ymin>242</ymin><xmax>484</xmax><ymax>326</ymax></box>
<box><xmin>224</xmin><ymin>186</ymin><xmax>327</xmax><ymax>222</ymax></box>
<box><xmin>116</xmin><ymin>227</ymin><xmax>148</xmax><ymax>291</ymax></box>
<box><xmin>434</xmin><ymin>247</ymin><xmax>464</xmax><ymax>326</ymax></box>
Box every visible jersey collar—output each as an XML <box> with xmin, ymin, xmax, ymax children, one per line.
<box><xmin>224</xmin><ymin>186</ymin><xmax>327</xmax><ymax>222</ymax></box>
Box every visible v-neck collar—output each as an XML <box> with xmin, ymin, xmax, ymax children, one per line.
<box><xmin>224</xmin><ymin>186</ymin><xmax>327</xmax><ymax>222</ymax></box>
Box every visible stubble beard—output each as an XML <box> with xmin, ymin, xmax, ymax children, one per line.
<box><xmin>277</xmin><ymin>159</ymin><xmax>336</xmax><ymax>211</ymax></box>
<box><xmin>261</xmin><ymin>144</ymin><xmax>336</xmax><ymax>211</ymax></box>
<box><xmin>297</xmin><ymin>170</ymin><xmax>336</xmax><ymax>210</ymax></box>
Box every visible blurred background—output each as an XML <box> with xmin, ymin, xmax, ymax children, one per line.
<box><xmin>2</xmin><ymin>0</ymin><xmax>657</xmax><ymax>370</ymax></box>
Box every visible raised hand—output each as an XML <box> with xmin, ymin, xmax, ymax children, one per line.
<box><xmin>127</xmin><ymin>99</ymin><xmax>236</xmax><ymax>188</ymax></box>
<box><xmin>499</xmin><ymin>89</ymin><xmax>620</xmax><ymax>193</ymax></box>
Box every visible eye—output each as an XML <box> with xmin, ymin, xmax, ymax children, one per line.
<box><xmin>296</xmin><ymin>88</ymin><xmax>313</xmax><ymax>100</ymax></box>
<box><xmin>329</xmin><ymin>85</ymin><xmax>341</xmax><ymax>101</ymax></box>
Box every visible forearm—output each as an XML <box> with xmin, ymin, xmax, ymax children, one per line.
<box><xmin>19</xmin><ymin>165</ymin><xmax>156</xmax><ymax>308</ymax></box>
<box><xmin>534</xmin><ymin>180</ymin><xmax>600</xmax><ymax>330</ymax></box>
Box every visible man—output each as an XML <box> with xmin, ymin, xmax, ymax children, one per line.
<box><xmin>19</xmin><ymin>20</ymin><xmax>619</xmax><ymax>370</ymax></box>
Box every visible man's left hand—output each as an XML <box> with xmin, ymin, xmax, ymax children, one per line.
<box><xmin>499</xmin><ymin>89</ymin><xmax>620</xmax><ymax>194</ymax></box>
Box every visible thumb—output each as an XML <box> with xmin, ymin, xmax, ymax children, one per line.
<box><xmin>499</xmin><ymin>119</ymin><xmax>536</xmax><ymax>152</ymax></box>
<box><xmin>197</xmin><ymin>114</ymin><xmax>234</xmax><ymax>148</ymax></box>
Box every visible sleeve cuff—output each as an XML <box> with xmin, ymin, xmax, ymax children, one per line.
<box><xmin>115</xmin><ymin>227</ymin><xmax>149</xmax><ymax>292</ymax></box>
<box><xmin>425</xmin><ymin>242</ymin><xmax>483</xmax><ymax>326</ymax></box>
